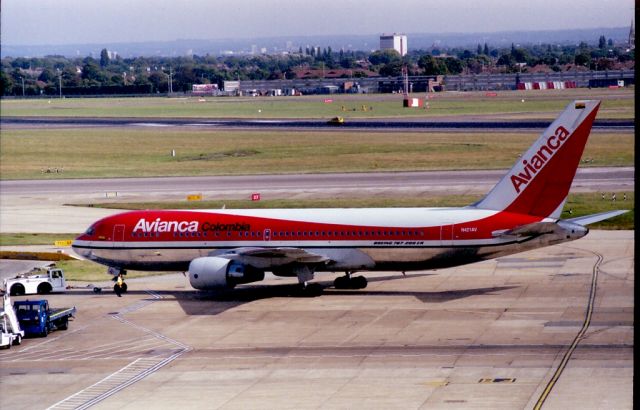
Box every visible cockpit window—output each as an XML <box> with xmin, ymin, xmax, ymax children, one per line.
<box><xmin>85</xmin><ymin>226</ymin><xmax>96</xmax><ymax>236</ymax></box>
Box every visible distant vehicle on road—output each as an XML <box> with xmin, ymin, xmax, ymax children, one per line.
<box><xmin>327</xmin><ymin>116</ymin><xmax>344</xmax><ymax>125</ymax></box>
<box><xmin>3</xmin><ymin>267</ymin><xmax>67</xmax><ymax>296</ymax></box>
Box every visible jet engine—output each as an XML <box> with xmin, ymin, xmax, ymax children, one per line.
<box><xmin>188</xmin><ymin>257</ymin><xmax>265</xmax><ymax>290</ymax></box>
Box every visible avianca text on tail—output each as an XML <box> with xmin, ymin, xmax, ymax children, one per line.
<box><xmin>72</xmin><ymin>100</ymin><xmax>627</xmax><ymax>294</ymax></box>
<box><xmin>510</xmin><ymin>125</ymin><xmax>569</xmax><ymax>193</ymax></box>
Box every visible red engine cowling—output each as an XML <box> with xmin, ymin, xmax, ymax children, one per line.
<box><xmin>188</xmin><ymin>257</ymin><xmax>264</xmax><ymax>289</ymax></box>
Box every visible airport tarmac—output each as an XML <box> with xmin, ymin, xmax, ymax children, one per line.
<box><xmin>0</xmin><ymin>230</ymin><xmax>633</xmax><ymax>409</ymax></box>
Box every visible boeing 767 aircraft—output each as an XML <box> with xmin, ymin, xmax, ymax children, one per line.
<box><xmin>72</xmin><ymin>100</ymin><xmax>626</xmax><ymax>293</ymax></box>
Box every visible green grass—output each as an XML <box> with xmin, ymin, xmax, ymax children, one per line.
<box><xmin>0</xmin><ymin>233</ymin><xmax>78</xmax><ymax>246</ymax></box>
<box><xmin>0</xmin><ymin>88</ymin><xmax>634</xmax><ymax>119</ymax></box>
<box><xmin>0</xmin><ymin>127</ymin><xmax>633</xmax><ymax>180</ymax></box>
<box><xmin>562</xmin><ymin>192</ymin><xmax>634</xmax><ymax>230</ymax></box>
<box><xmin>54</xmin><ymin>260</ymin><xmax>169</xmax><ymax>282</ymax></box>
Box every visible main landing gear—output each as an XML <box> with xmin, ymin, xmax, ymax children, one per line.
<box><xmin>333</xmin><ymin>272</ymin><xmax>367</xmax><ymax>290</ymax></box>
<box><xmin>295</xmin><ymin>265</ymin><xmax>323</xmax><ymax>297</ymax></box>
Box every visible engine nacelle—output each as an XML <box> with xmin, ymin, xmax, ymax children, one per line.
<box><xmin>188</xmin><ymin>257</ymin><xmax>265</xmax><ymax>290</ymax></box>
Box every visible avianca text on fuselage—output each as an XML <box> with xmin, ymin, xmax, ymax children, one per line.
<box><xmin>133</xmin><ymin>218</ymin><xmax>198</xmax><ymax>233</ymax></box>
<box><xmin>132</xmin><ymin>218</ymin><xmax>251</xmax><ymax>234</ymax></box>
<box><xmin>510</xmin><ymin>125</ymin><xmax>570</xmax><ymax>194</ymax></box>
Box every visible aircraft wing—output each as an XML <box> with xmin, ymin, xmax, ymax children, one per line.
<box><xmin>211</xmin><ymin>247</ymin><xmax>330</xmax><ymax>269</ymax></box>
<box><xmin>565</xmin><ymin>210</ymin><xmax>629</xmax><ymax>226</ymax></box>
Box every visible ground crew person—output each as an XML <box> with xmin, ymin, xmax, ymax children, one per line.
<box><xmin>114</xmin><ymin>273</ymin><xmax>124</xmax><ymax>297</ymax></box>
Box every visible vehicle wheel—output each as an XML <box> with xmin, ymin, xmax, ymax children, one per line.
<box><xmin>353</xmin><ymin>276</ymin><xmax>368</xmax><ymax>289</ymax></box>
<box><xmin>13</xmin><ymin>335</ymin><xmax>22</xmax><ymax>346</ymax></box>
<box><xmin>10</xmin><ymin>284</ymin><xmax>25</xmax><ymax>296</ymax></box>
<box><xmin>59</xmin><ymin>319</ymin><xmax>68</xmax><ymax>331</ymax></box>
<box><xmin>37</xmin><ymin>283</ymin><xmax>52</xmax><ymax>295</ymax></box>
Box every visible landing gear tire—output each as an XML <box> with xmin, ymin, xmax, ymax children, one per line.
<box><xmin>334</xmin><ymin>275</ymin><xmax>367</xmax><ymax>289</ymax></box>
<box><xmin>113</xmin><ymin>282</ymin><xmax>127</xmax><ymax>295</ymax></box>
<box><xmin>352</xmin><ymin>275</ymin><xmax>367</xmax><ymax>289</ymax></box>
<box><xmin>297</xmin><ymin>283</ymin><xmax>323</xmax><ymax>297</ymax></box>
<box><xmin>334</xmin><ymin>276</ymin><xmax>349</xmax><ymax>289</ymax></box>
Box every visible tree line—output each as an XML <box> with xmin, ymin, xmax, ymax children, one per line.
<box><xmin>1</xmin><ymin>36</ymin><xmax>633</xmax><ymax>96</ymax></box>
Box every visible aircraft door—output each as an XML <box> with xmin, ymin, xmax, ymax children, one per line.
<box><xmin>50</xmin><ymin>270</ymin><xmax>63</xmax><ymax>289</ymax></box>
<box><xmin>440</xmin><ymin>224</ymin><xmax>454</xmax><ymax>246</ymax></box>
<box><xmin>113</xmin><ymin>224</ymin><xmax>125</xmax><ymax>243</ymax></box>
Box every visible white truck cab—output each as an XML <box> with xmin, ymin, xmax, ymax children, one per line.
<box><xmin>3</xmin><ymin>267</ymin><xmax>67</xmax><ymax>296</ymax></box>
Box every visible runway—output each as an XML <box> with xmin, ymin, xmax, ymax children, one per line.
<box><xmin>1</xmin><ymin>115</ymin><xmax>634</xmax><ymax>131</ymax></box>
<box><xmin>0</xmin><ymin>230</ymin><xmax>633</xmax><ymax>409</ymax></box>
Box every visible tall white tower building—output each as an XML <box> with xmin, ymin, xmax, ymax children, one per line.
<box><xmin>380</xmin><ymin>33</ymin><xmax>407</xmax><ymax>56</ymax></box>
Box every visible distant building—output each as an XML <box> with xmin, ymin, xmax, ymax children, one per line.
<box><xmin>380</xmin><ymin>33</ymin><xmax>407</xmax><ymax>56</ymax></box>
<box><xmin>629</xmin><ymin>19</ymin><xmax>635</xmax><ymax>49</ymax></box>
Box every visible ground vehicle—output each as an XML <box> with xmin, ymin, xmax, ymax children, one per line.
<box><xmin>0</xmin><ymin>294</ymin><xmax>24</xmax><ymax>348</ymax></box>
<box><xmin>14</xmin><ymin>300</ymin><xmax>76</xmax><ymax>337</ymax></box>
<box><xmin>4</xmin><ymin>267</ymin><xmax>67</xmax><ymax>296</ymax></box>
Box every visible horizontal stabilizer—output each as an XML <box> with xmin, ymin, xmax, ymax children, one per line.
<box><xmin>565</xmin><ymin>210</ymin><xmax>629</xmax><ymax>226</ymax></box>
<box><xmin>494</xmin><ymin>222</ymin><xmax>559</xmax><ymax>238</ymax></box>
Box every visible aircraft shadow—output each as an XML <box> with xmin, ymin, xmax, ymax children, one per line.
<box><xmin>156</xmin><ymin>273</ymin><xmax>520</xmax><ymax>316</ymax></box>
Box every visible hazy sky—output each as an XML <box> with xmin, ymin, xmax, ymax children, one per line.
<box><xmin>2</xmin><ymin>0</ymin><xmax>635</xmax><ymax>45</ymax></box>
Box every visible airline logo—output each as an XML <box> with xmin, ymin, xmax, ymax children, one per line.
<box><xmin>132</xmin><ymin>218</ymin><xmax>252</xmax><ymax>233</ymax></box>
<box><xmin>510</xmin><ymin>125</ymin><xmax>570</xmax><ymax>194</ymax></box>
<box><xmin>134</xmin><ymin>218</ymin><xmax>199</xmax><ymax>233</ymax></box>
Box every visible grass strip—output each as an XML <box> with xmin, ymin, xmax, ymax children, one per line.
<box><xmin>0</xmin><ymin>89</ymin><xmax>633</xmax><ymax>119</ymax></box>
<box><xmin>1</xmin><ymin>128</ymin><xmax>633</xmax><ymax>180</ymax></box>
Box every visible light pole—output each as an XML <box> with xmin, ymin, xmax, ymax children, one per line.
<box><xmin>21</xmin><ymin>77</ymin><xmax>25</xmax><ymax>97</ymax></box>
<box><xmin>57</xmin><ymin>69</ymin><xmax>62</xmax><ymax>98</ymax></box>
<box><xmin>166</xmin><ymin>67</ymin><xmax>173</xmax><ymax>95</ymax></box>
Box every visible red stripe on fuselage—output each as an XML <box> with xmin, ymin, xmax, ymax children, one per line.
<box><xmin>77</xmin><ymin>209</ymin><xmax>543</xmax><ymax>245</ymax></box>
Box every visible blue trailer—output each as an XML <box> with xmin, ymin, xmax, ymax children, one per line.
<box><xmin>14</xmin><ymin>300</ymin><xmax>76</xmax><ymax>338</ymax></box>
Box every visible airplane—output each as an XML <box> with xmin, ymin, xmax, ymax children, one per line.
<box><xmin>72</xmin><ymin>100</ymin><xmax>627</xmax><ymax>294</ymax></box>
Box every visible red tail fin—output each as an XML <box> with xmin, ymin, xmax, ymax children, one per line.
<box><xmin>474</xmin><ymin>100</ymin><xmax>600</xmax><ymax>218</ymax></box>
